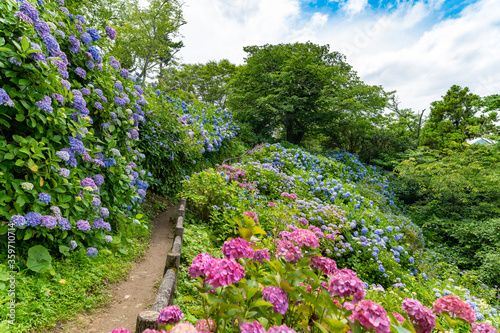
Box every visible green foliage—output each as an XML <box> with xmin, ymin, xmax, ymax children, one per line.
<box><xmin>112</xmin><ymin>0</ymin><xmax>185</xmax><ymax>79</ymax></box>
<box><xmin>160</xmin><ymin>59</ymin><xmax>237</xmax><ymax>108</ymax></box>
<box><xmin>227</xmin><ymin>42</ymin><xmax>387</xmax><ymax>145</ymax></box>
<box><xmin>420</xmin><ymin>85</ymin><xmax>499</xmax><ymax>149</ymax></box>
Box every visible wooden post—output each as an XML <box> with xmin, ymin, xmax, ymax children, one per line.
<box><xmin>135</xmin><ymin>310</ymin><xmax>160</xmax><ymax>333</ymax></box>
<box><xmin>151</xmin><ymin>269</ymin><xmax>177</xmax><ymax>312</ymax></box>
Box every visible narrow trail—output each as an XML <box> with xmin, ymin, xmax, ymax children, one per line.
<box><xmin>53</xmin><ymin>204</ymin><xmax>177</xmax><ymax>333</ymax></box>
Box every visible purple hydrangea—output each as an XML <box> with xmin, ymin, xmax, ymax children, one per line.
<box><xmin>188</xmin><ymin>252</ymin><xmax>214</xmax><ymax>278</ymax></box>
<box><xmin>43</xmin><ymin>35</ymin><xmax>60</xmax><ymax>52</ymax></box>
<box><xmin>20</xmin><ymin>2</ymin><xmax>39</xmax><ymax>21</ymax></box>
<box><xmin>114</xmin><ymin>96</ymin><xmax>125</xmax><ymax>107</ymax></box>
<box><xmin>252</xmin><ymin>249</ymin><xmax>270</xmax><ymax>263</ymax></box>
<box><xmin>74</xmin><ymin>67</ymin><xmax>86</xmax><ymax>78</ymax></box>
<box><xmin>0</xmin><ymin>89</ymin><xmax>15</xmax><ymax>107</ymax></box>
<box><xmin>41</xmin><ymin>215</ymin><xmax>57</xmax><ymax>229</ymax></box>
<box><xmin>114</xmin><ymin>81</ymin><xmax>123</xmax><ymax>91</ymax></box>
<box><xmin>119</xmin><ymin>69</ymin><xmax>129</xmax><ymax>79</ymax></box>
<box><xmin>402</xmin><ymin>298</ymin><xmax>436</xmax><ymax>333</ymax></box>
<box><xmin>327</xmin><ymin>268</ymin><xmax>366</xmax><ymax>303</ymax></box>
<box><xmin>138</xmin><ymin>189</ymin><xmax>146</xmax><ymax>197</ymax></box>
<box><xmin>76</xmin><ymin>219</ymin><xmax>91</xmax><ymax>232</ymax></box>
<box><xmin>86</xmin><ymin>28</ymin><xmax>100</xmax><ymax>41</ymax></box>
<box><xmin>262</xmin><ymin>287</ymin><xmax>288</xmax><ymax>315</ymax></box>
<box><xmin>93</xmin><ymin>174</ymin><xmax>104</xmax><ymax>186</ymax></box>
<box><xmin>128</xmin><ymin>128</ymin><xmax>139</xmax><ymax>140</ymax></box>
<box><xmin>105</xmin><ymin>26</ymin><xmax>117</xmax><ymax>40</ymax></box>
<box><xmin>58</xmin><ymin>218</ymin><xmax>71</xmax><ymax>230</ymax></box>
<box><xmin>94</xmin><ymin>101</ymin><xmax>103</xmax><ymax>110</ymax></box>
<box><xmin>81</xmin><ymin>177</ymin><xmax>97</xmax><ymax>189</ymax></box>
<box><xmin>9</xmin><ymin>57</ymin><xmax>22</xmax><ymax>66</ymax></box>
<box><xmin>75</xmin><ymin>15</ymin><xmax>86</xmax><ymax>24</ymax></box>
<box><xmin>34</xmin><ymin>19</ymin><xmax>51</xmax><ymax>37</ymax></box>
<box><xmin>99</xmin><ymin>207</ymin><xmax>109</xmax><ymax>217</ymax></box>
<box><xmin>81</xmin><ymin>88</ymin><xmax>91</xmax><ymax>95</ymax></box>
<box><xmin>80</xmin><ymin>32</ymin><xmax>92</xmax><ymax>46</ymax></box>
<box><xmin>10</xmin><ymin>215</ymin><xmax>26</xmax><ymax>228</ymax></box>
<box><xmin>14</xmin><ymin>12</ymin><xmax>33</xmax><ymax>24</ymax></box>
<box><xmin>52</xmin><ymin>93</ymin><xmax>64</xmax><ymax>104</ymax></box>
<box><xmin>92</xmin><ymin>218</ymin><xmax>106</xmax><ymax>229</ymax></box>
<box><xmin>94</xmin><ymin>89</ymin><xmax>103</xmax><ymax>96</ymax></box>
<box><xmin>267</xmin><ymin>325</ymin><xmax>297</xmax><ymax>333</ymax></box>
<box><xmin>109</xmin><ymin>57</ymin><xmax>121</xmax><ymax>69</ymax></box>
<box><xmin>69</xmin><ymin>137</ymin><xmax>85</xmax><ymax>155</ymax></box>
<box><xmin>38</xmin><ymin>192</ymin><xmax>51</xmax><ymax>204</ymax></box>
<box><xmin>59</xmin><ymin>168</ymin><xmax>70</xmax><ymax>177</ymax></box>
<box><xmin>92</xmin><ymin>196</ymin><xmax>101</xmax><ymax>207</ymax></box>
<box><xmin>59</xmin><ymin>7</ymin><xmax>69</xmax><ymax>15</ymax></box>
<box><xmin>36</xmin><ymin>96</ymin><xmax>53</xmax><ymax>113</ymax></box>
<box><xmin>68</xmin><ymin>36</ymin><xmax>80</xmax><ymax>53</ymax></box>
<box><xmin>351</xmin><ymin>300</ymin><xmax>391</xmax><ymax>333</ymax></box>
<box><xmin>86</xmin><ymin>247</ymin><xmax>98</xmax><ymax>257</ymax></box>
<box><xmin>60</xmin><ymin>79</ymin><xmax>71</xmax><ymax>91</ymax></box>
<box><xmin>25</xmin><ymin>212</ymin><xmax>42</xmax><ymax>227</ymax></box>
<box><xmin>157</xmin><ymin>305</ymin><xmax>183</xmax><ymax>326</ymax></box>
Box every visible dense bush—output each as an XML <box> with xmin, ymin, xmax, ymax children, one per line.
<box><xmin>0</xmin><ymin>0</ymin><xmax>152</xmax><ymax>263</ymax></box>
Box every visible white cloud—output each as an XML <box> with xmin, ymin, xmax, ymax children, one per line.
<box><xmin>175</xmin><ymin>0</ymin><xmax>500</xmax><ymax>111</ymax></box>
<box><xmin>341</xmin><ymin>0</ymin><xmax>369</xmax><ymax>16</ymax></box>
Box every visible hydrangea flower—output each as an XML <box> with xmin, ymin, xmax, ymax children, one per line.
<box><xmin>327</xmin><ymin>268</ymin><xmax>365</xmax><ymax>303</ymax></box>
<box><xmin>41</xmin><ymin>215</ymin><xmax>57</xmax><ymax>228</ymax></box>
<box><xmin>58</xmin><ymin>218</ymin><xmax>71</xmax><ymax>230</ymax></box>
<box><xmin>252</xmin><ymin>249</ymin><xmax>270</xmax><ymax>263</ymax></box>
<box><xmin>21</xmin><ymin>182</ymin><xmax>34</xmax><ymax>190</ymax></box>
<box><xmin>310</xmin><ymin>256</ymin><xmax>337</xmax><ymax>275</ymax></box>
<box><xmin>205</xmin><ymin>258</ymin><xmax>245</xmax><ymax>288</ymax></box>
<box><xmin>74</xmin><ymin>67</ymin><xmax>86</xmax><ymax>78</ymax></box>
<box><xmin>169</xmin><ymin>322</ymin><xmax>197</xmax><ymax>333</ymax></box>
<box><xmin>195</xmin><ymin>319</ymin><xmax>215</xmax><ymax>332</ymax></box>
<box><xmin>14</xmin><ymin>11</ymin><xmax>33</xmax><ymax>24</ymax></box>
<box><xmin>20</xmin><ymin>2</ymin><xmax>39</xmax><ymax>21</ymax></box>
<box><xmin>25</xmin><ymin>212</ymin><xmax>42</xmax><ymax>227</ymax></box>
<box><xmin>86</xmin><ymin>247</ymin><xmax>98</xmax><ymax>257</ymax></box>
<box><xmin>0</xmin><ymin>89</ymin><xmax>14</xmax><ymax>107</ymax></box>
<box><xmin>38</xmin><ymin>192</ymin><xmax>51</xmax><ymax>204</ymax></box>
<box><xmin>36</xmin><ymin>96</ymin><xmax>53</xmax><ymax>113</ymax></box>
<box><xmin>350</xmin><ymin>300</ymin><xmax>391</xmax><ymax>333</ymax></box>
<box><xmin>86</xmin><ymin>28</ymin><xmax>100</xmax><ymax>41</ymax></box>
<box><xmin>88</xmin><ymin>45</ymin><xmax>100</xmax><ymax>61</ymax></box>
<box><xmin>157</xmin><ymin>305</ymin><xmax>183</xmax><ymax>326</ymax></box>
<box><xmin>288</xmin><ymin>228</ymin><xmax>319</xmax><ymax>248</ymax></box>
<box><xmin>59</xmin><ymin>168</ymin><xmax>70</xmax><ymax>177</ymax></box>
<box><xmin>119</xmin><ymin>68</ymin><xmax>129</xmax><ymax>78</ymax></box>
<box><xmin>70</xmin><ymin>240</ymin><xmax>77</xmax><ymax>250</ymax></box>
<box><xmin>76</xmin><ymin>219</ymin><xmax>91</xmax><ymax>232</ymax></box>
<box><xmin>69</xmin><ymin>137</ymin><xmax>85</xmax><ymax>155</ymax></box>
<box><xmin>242</xmin><ymin>211</ymin><xmax>258</xmax><ymax>223</ymax></box>
<box><xmin>105</xmin><ymin>235</ymin><xmax>113</xmax><ymax>242</ymax></box>
<box><xmin>267</xmin><ymin>325</ymin><xmax>297</xmax><ymax>333</ymax></box>
<box><xmin>75</xmin><ymin>15</ymin><xmax>86</xmax><ymax>24</ymax></box>
<box><xmin>52</xmin><ymin>93</ymin><xmax>64</xmax><ymax>104</ymax></box>
<box><xmin>262</xmin><ymin>287</ymin><xmax>288</xmax><ymax>315</ymax></box>
<box><xmin>10</xmin><ymin>215</ymin><xmax>26</xmax><ymax>227</ymax></box>
<box><xmin>106</xmin><ymin>26</ymin><xmax>117</xmax><ymax>40</ymax></box>
<box><xmin>276</xmin><ymin>239</ymin><xmax>302</xmax><ymax>262</ymax></box>
<box><xmin>221</xmin><ymin>237</ymin><xmax>253</xmax><ymax>259</ymax></box>
<box><xmin>189</xmin><ymin>252</ymin><xmax>214</xmax><ymax>278</ymax></box>
<box><xmin>472</xmin><ymin>323</ymin><xmax>498</xmax><ymax>333</ymax></box>
<box><xmin>402</xmin><ymin>298</ymin><xmax>436</xmax><ymax>333</ymax></box>
<box><xmin>240</xmin><ymin>321</ymin><xmax>266</xmax><ymax>333</ymax></box>
<box><xmin>433</xmin><ymin>295</ymin><xmax>475</xmax><ymax>324</ymax></box>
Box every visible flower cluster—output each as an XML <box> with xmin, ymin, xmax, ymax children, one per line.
<box><xmin>402</xmin><ymin>298</ymin><xmax>436</xmax><ymax>333</ymax></box>
<box><xmin>157</xmin><ymin>305</ymin><xmax>183</xmax><ymax>326</ymax></box>
<box><xmin>433</xmin><ymin>295</ymin><xmax>476</xmax><ymax>324</ymax></box>
<box><xmin>221</xmin><ymin>238</ymin><xmax>253</xmax><ymax>259</ymax></box>
<box><xmin>327</xmin><ymin>268</ymin><xmax>366</xmax><ymax>303</ymax></box>
<box><xmin>262</xmin><ymin>287</ymin><xmax>288</xmax><ymax>315</ymax></box>
<box><xmin>350</xmin><ymin>300</ymin><xmax>391</xmax><ymax>333</ymax></box>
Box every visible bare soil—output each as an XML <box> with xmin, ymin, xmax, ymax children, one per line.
<box><xmin>52</xmin><ymin>205</ymin><xmax>177</xmax><ymax>333</ymax></box>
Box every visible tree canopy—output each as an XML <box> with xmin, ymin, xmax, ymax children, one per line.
<box><xmin>226</xmin><ymin>42</ymin><xmax>387</xmax><ymax>145</ymax></box>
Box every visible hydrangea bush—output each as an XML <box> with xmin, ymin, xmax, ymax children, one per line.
<box><xmin>0</xmin><ymin>0</ymin><xmax>151</xmax><ymax>259</ymax></box>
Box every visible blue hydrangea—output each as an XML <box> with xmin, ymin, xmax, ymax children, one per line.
<box><xmin>20</xmin><ymin>2</ymin><xmax>39</xmax><ymax>21</ymax></box>
<box><xmin>100</xmin><ymin>207</ymin><xmax>109</xmax><ymax>217</ymax></box>
<box><xmin>86</xmin><ymin>247</ymin><xmax>98</xmax><ymax>257</ymax></box>
<box><xmin>80</xmin><ymin>32</ymin><xmax>92</xmax><ymax>46</ymax></box>
<box><xmin>69</xmin><ymin>137</ymin><xmax>85</xmax><ymax>155</ymax></box>
<box><xmin>43</xmin><ymin>35</ymin><xmax>60</xmax><ymax>52</ymax></box>
<box><xmin>88</xmin><ymin>46</ymin><xmax>100</xmax><ymax>61</ymax></box>
<box><xmin>10</xmin><ymin>215</ymin><xmax>26</xmax><ymax>227</ymax></box>
<box><xmin>41</xmin><ymin>215</ymin><xmax>57</xmax><ymax>228</ymax></box>
<box><xmin>0</xmin><ymin>88</ymin><xmax>14</xmax><ymax>107</ymax></box>
<box><xmin>68</xmin><ymin>36</ymin><xmax>80</xmax><ymax>53</ymax></box>
<box><xmin>86</xmin><ymin>28</ymin><xmax>100</xmax><ymax>41</ymax></box>
<box><xmin>36</xmin><ymin>96</ymin><xmax>53</xmax><ymax>113</ymax></box>
<box><xmin>58</xmin><ymin>218</ymin><xmax>71</xmax><ymax>230</ymax></box>
<box><xmin>74</xmin><ymin>67</ymin><xmax>86</xmax><ymax>78</ymax></box>
<box><xmin>25</xmin><ymin>212</ymin><xmax>42</xmax><ymax>227</ymax></box>
<box><xmin>34</xmin><ymin>19</ymin><xmax>51</xmax><ymax>37</ymax></box>
<box><xmin>38</xmin><ymin>192</ymin><xmax>51</xmax><ymax>204</ymax></box>
<box><xmin>75</xmin><ymin>15</ymin><xmax>86</xmax><ymax>24</ymax></box>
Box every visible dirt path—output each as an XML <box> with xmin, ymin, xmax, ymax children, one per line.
<box><xmin>54</xmin><ymin>205</ymin><xmax>177</xmax><ymax>333</ymax></box>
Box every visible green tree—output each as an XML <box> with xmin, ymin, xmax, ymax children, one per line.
<box><xmin>227</xmin><ymin>42</ymin><xmax>387</xmax><ymax>145</ymax></box>
<box><xmin>420</xmin><ymin>85</ymin><xmax>498</xmax><ymax>149</ymax></box>
<box><xmin>112</xmin><ymin>0</ymin><xmax>185</xmax><ymax>79</ymax></box>
<box><xmin>64</xmin><ymin>0</ymin><xmax>137</xmax><ymax>29</ymax></box>
<box><xmin>160</xmin><ymin>59</ymin><xmax>237</xmax><ymax>108</ymax></box>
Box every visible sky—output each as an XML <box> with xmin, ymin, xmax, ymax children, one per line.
<box><xmin>157</xmin><ymin>0</ymin><xmax>500</xmax><ymax>112</ymax></box>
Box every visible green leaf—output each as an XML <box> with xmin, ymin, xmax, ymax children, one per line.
<box><xmin>21</xmin><ymin>36</ymin><xmax>29</xmax><ymax>52</ymax></box>
<box><xmin>4</xmin><ymin>153</ymin><xmax>14</xmax><ymax>160</ymax></box>
<box><xmin>249</xmin><ymin>299</ymin><xmax>273</xmax><ymax>309</ymax></box>
<box><xmin>23</xmin><ymin>228</ymin><xmax>33</xmax><ymax>240</ymax></box>
<box><xmin>27</xmin><ymin>245</ymin><xmax>53</xmax><ymax>274</ymax></box>
<box><xmin>390</xmin><ymin>325</ymin><xmax>413</xmax><ymax>333</ymax></box>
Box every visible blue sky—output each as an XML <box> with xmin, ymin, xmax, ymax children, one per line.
<box><xmin>172</xmin><ymin>0</ymin><xmax>500</xmax><ymax>112</ymax></box>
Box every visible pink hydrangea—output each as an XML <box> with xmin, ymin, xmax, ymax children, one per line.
<box><xmin>240</xmin><ymin>321</ymin><xmax>266</xmax><ymax>333</ymax></box>
<box><xmin>253</xmin><ymin>248</ymin><xmax>270</xmax><ymax>263</ymax></box>
<box><xmin>143</xmin><ymin>330</ymin><xmax>167</xmax><ymax>333</ymax></box>
<box><xmin>268</xmin><ymin>202</ymin><xmax>276</xmax><ymax>207</ymax></box>
<box><xmin>267</xmin><ymin>324</ymin><xmax>297</xmax><ymax>333</ymax></box>
<box><xmin>276</xmin><ymin>240</ymin><xmax>303</xmax><ymax>262</ymax></box>
<box><xmin>111</xmin><ymin>329</ymin><xmax>130</xmax><ymax>333</ymax></box>
<box><xmin>433</xmin><ymin>295</ymin><xmax>476</xmax><ymax>324</ymax></box>
<box><xmin>262</xmin><ymin>287</ymin><xmax>288</xmax><ymax>315</ymax></box>
<box><xmin>157</xmin><ymin>305</ymin><xmax>183</xmax><ymax>325</ymax></box>
<box><xmin>288</xmin><ymin>228</ymin><xmax>319</xmax><ymax>248</ymax></box>
<box><xmin>196</xmin><ymin>319</ymin><xmax>216</xmax><ymax>332</ymax></box>
<box><xmin>327</xmin><ymin>268</ymin><xmax>365</xmax><ymax>303</ymax></box>
<box><xmin>472</xmin><ymin>323</ymin><xmax>499</xmax><ymax>333</ymax></box>
<box><xmin>350</xmin><ymin>300</ymin><xmax>391</xmax><ymax>333</ymax></box>
<box><xmin>243</xmin><ymin>211</ymin><xmax>259</xmax><ymax>223</ymax></box>
<box><xmin>310</xmin><ymin>256</ymin><xmax>337</xmax><ymax>275</ymax></box>
<box><xmin>279</xmin><ymin>230</ymin><xmax>291</xmax><ymax>240</ymax></box>
<box><xmin>189</xmin><ymin>252</ymin><xmax>214</xmax><ymax>278</ymax></box>
<box><xmin>281</xmin><ymin>192</ymin><xmax>297</xmax><ymax>200</ymax></box>
<box><xmin>170</xmin><ymin>322</ymin><xmax>198</xmax><ymax>333</ymax></box>
<box><xmin>402</xmin><ymin>298</ymin><xmax>436</xmax><ymax>333</ymax></box>
<box><xmin>393</xmin><ymin>312</ymin><xmax>406</xmax><ymax>323</ymax></box>
<box><xmin>222</xmin><ymin>238</ymin><xmax>254</xmax><ymax>259</ymax></box>
<box><xmin>205</xmin><ymin>258</ymin><xmax>245</xmax><ymax>288</ymax></box>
